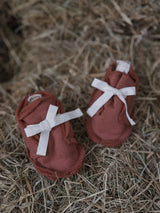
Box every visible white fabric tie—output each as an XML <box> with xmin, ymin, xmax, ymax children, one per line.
<box><xmin>116</xmin><ymin>60</ymin><xmax>130</xmax><ymax>73</ymax></box>
<box><xmin>28</xmin><ymin>94</ymin><xmax>42</xmax><ymax>103</ymax></box>
<box><xmin>24</xmin><ymin>105</ymin><xmax>83</xmax><ymax>156</ymax></box>
<box><xmin>87</xmin><ymin>78</ymin><xmax>136</xmax><ymax>126</ymax></box>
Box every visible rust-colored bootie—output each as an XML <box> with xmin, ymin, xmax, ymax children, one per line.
<box><xmin>16</xmin><ymin>91</ymin><xmax>85</xmax><ymax>179</ymax></box>
<box><xmin>86</xmin><ymin>60</ymin><xmax>139</xmax><ymax>147</ymax></box>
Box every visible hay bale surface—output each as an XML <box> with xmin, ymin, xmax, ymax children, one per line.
<box><xmin>1</xmin><ymin>0</ymin><xmax>160</xmax><ymax>212</ymax></box>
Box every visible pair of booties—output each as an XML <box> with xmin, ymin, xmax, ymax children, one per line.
<box><xmin>16</xmin><ymin>61</ymin><xmax>139</xmax><ymax>180</ymax></box>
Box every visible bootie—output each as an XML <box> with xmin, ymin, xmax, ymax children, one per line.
<box><xmin>16</xmin><ymin>91</ymin><xmax>85</xmax><ymax>179</ymax></box>
<box><xmin>86</xmin><ymin>60</ymin><xmax>139</xmax><ymax>147</ymax></box>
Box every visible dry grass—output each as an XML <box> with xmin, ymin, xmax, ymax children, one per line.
<box><xmin>1</xmin><ymin>0</ymin><xmax>160</xmax><ymax>212</ymax></box>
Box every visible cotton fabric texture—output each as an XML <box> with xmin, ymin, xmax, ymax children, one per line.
<box><xmin>16</xmin><ymin>91</ymin><xmax>85</xmax><ymax>180</ymax></box>
<box><xmin>86</xmin><ymin>62</ymin><xmax>139</xmax><ymax>147</ymax></box>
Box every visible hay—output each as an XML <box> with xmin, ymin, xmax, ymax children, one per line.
<box><xmin>1</xmin><ymin>0</ymin><xmax>160</xmax><ymax>212</ymax></box>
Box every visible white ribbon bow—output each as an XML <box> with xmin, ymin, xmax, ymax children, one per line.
<box><xmin>87</xmin><ymin>78</ymin><xmax>136</xmax><ymax>126</ymax></box>
<box><xmin>24</xmin><ymin>105</ymin><xmax>83</xmax><ymax>156</ymax></box>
